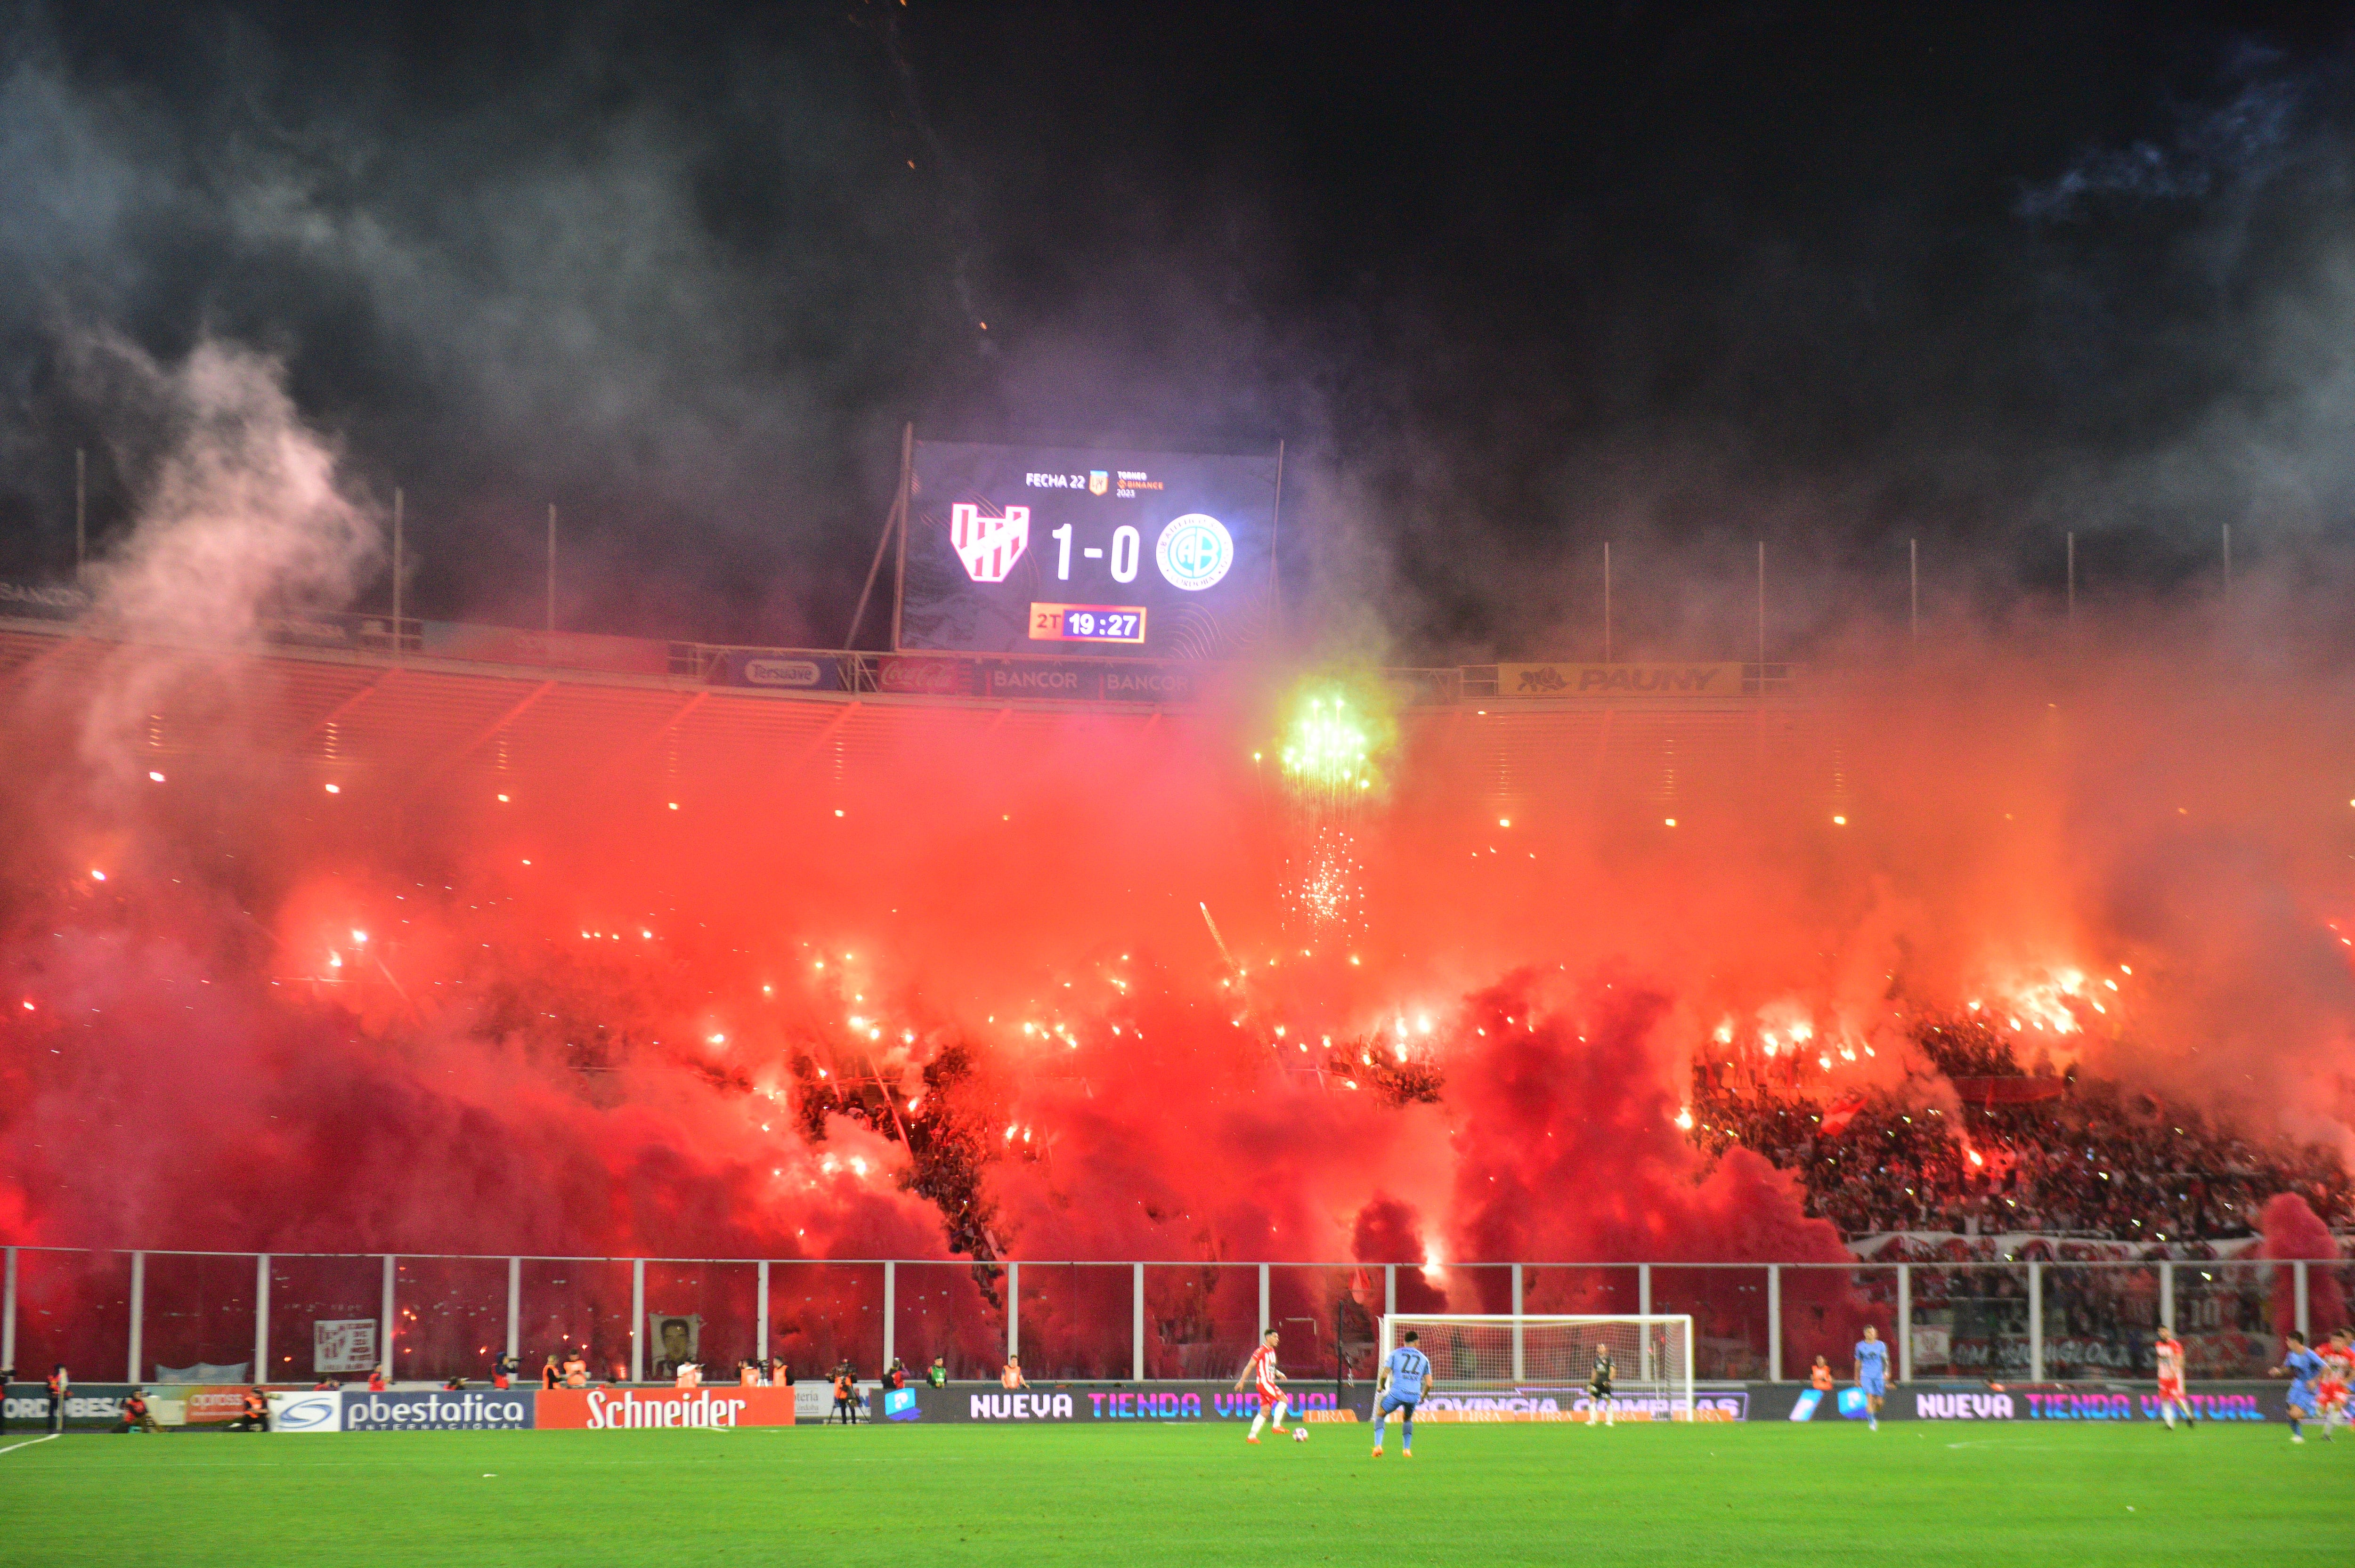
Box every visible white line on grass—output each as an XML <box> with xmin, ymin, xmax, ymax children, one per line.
<box><xmin>0</xmin><ymin>1434</ymin><xmax>60</xmax><ymax>1456</ymax></box>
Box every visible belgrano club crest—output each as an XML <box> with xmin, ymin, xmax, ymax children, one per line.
<box><xmin>950</xmin><ymin>501</ymin><xmax>1030</xmax><ymax>582</ymax></box>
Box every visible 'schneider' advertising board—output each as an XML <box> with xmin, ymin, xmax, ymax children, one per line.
<box><xmin>898</xmin><ymin>442</ymin><xmax>1278</xmax><ymax>661</ymax></box>
<box><xmin>535</xmin><ymin>1387</ymin><xmax>798</xmax><ymax>1430</ymax></box>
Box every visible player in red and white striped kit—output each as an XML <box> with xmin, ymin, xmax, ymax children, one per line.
<box><xmin>2317</xmin><ymin>1328</ymin><xmax>2351</xmax><ymax>1441</ymax></box>
<box><xmin>2152</xmin><ymin>1329</ymin><xmax>2193</xmax><ymax>1430</ymax></box>
<box><xmin>1234</xmin><ymin>1329</ymin><xmax>1290</xmax><ymax>1443</ymax></box>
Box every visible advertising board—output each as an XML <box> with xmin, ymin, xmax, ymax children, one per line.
<box><xmin>1754</xmin><ymin>1381</ymin><xmax>2292</xmax><ymax>1422</ymax></box>
<box><xmin>536</xmin><ymin>1387</ymin><xmax>796</xmax><ymax>1430</ymax></box>
<box><xmin>899</xmin><ymin>442</ymin><xmax>1278</xmax><ymax>660</ymax></box>
<box><xmin>267</xmin><ymin>1390</ymin><xmax>345</xmax><ymax>1432</ymax></box>
<box><xmin>341</xmin><ymin>1389</ymin><xmax>536</xmax><ymax>1431</ymax></box>
<box><xmin>884</xmin><ymin>1382</ymin><xmax>1366</xmax><ymax>1424</ymax></box>
<box><xmin>1415</xmin><ymin>1389</ymin><xmax>1750</xmax><ymax>1423</ymax></box>
<box><xmin>0</xmin><ymin>577</ymin><xmax>91</xmax><ymax>622</ymax></box>
<box><xmin>719</xmin><ymin>651</ymin><xmax>842</xmax><ymax>691</ymax></box>
<box><xmin>1494</xmin><ymin>662</ymin><xmax>1743</xmax><ymax>699</ymax></box>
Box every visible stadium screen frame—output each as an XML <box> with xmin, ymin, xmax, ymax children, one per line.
<box><xmin>894</xmin><ymin>440</ymin><xmax>1281</xmax><ymax>660</ymax></box>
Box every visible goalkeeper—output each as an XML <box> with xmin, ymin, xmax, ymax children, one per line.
<box><xmin>1585</xmin><ymin>1345</ymin><xmax>1616</xmax><ymax>1427</ymax></box>
<box><xmin>1371</xmin><ymin>1330</ymin><xmax>1429</xmax><ymax>1459</ymax></box>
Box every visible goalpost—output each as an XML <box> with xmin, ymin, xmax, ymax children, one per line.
<box><xmin>1379</xmin><ymin>1314</ymin><xmax>1696</xmax><ymax>1420</ymax></box>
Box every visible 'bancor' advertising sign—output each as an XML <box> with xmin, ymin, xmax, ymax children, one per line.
<box><xmin>899</xmin><ymin>442</ymin><xmax>1278</xmax><ymax>660</ymax></box>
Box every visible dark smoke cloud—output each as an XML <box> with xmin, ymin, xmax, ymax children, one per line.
<box><xmin>5</xmin><ymin>8</ymin><xmax>2355</xmax><ymax>662</ymax></box>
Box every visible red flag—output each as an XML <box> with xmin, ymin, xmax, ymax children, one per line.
<box><xmin>1818</xmin><ymin>1093</ymin><xmax>1867</xmax><ymax>1138</ymax></box>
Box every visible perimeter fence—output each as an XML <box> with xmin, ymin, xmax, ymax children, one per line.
<box><xmin>3</xmin><ymin>1247</ymin><xmax>2344</xmax><ymax>1388</ymax></box>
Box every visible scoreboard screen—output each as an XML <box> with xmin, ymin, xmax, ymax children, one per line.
<box><xmin>897</xmin><ymin>441</ymin><xmax>1278</xmax><ymax>659</ymax></box>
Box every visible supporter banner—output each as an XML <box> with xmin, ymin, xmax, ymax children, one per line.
<box><xmin>876</xmin><ymin>655</ymin><xmax>975</xmax><ymax>697</ymax></box>
<box><xmin>1495</xmin><ymin>662</ymin><xmax>1744</xmax><ymax>699</ymax></box>
<box><xmin>901</xmin><ymin>441</ymin><xmax>1278</xmax><ymax>660</ymax></box>
<box><xmin>885</xmin><ymin>1382</ymin><xmax>1368</xmax><ymax>1424</ymax></box>
<box><xmin>341</xmin><ymin>1389</ymin><xmax>535</xmax><ymax>1431</ymax></box>
<box><xmin>718</xmin><ymin>651</ymin><xmax>842</xmax><ymax>691</ymax></box>
<box><xmin>153</xmin><ymin>1363</ymin><xmax>251</xmax><ymax>1386</ymax></box>
<box><xmin>0</xmin><ymin>577</ymin><xmax>90</xmax><ymax>622</ymax></box>
<box><xmin>536</xmin><ymin>1387</ymin><xmax>796</xmax><ymax>1430</ymax></box>
<box><xmin>418</xmin><ymin>622</ymin><xmax>670</xmax><ymax>675</ymax></box>
<box><xmin>315</xmin><ymin>1318</ymin><xmax>379</xmax><ymax>1374</ymax></box>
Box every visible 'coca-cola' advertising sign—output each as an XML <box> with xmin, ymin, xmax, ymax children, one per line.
<box><xmin>536</xmin><ymin>1387</ymin><xmax>797</xmax><ymax>1430</ymax></box>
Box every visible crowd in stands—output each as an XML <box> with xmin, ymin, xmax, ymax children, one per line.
<box><xmin>1689</xmin><ymin>1016</ymin><xmax>2354</xmax><ymax>1245</ymax></box>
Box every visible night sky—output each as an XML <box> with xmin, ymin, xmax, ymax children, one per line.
<box><xmin>1</xmin><ymin>2</ymin><xmax>2350</xmax><ymax>658</ymax></box>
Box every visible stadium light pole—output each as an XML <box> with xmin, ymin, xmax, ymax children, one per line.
<box><xmin>630</xmin><ymin>1258</ymin><xmax>645</xmax><ymax>1382</ymax></box>
<box><xmin>756</xmin><ymin>1261</ymin><xmax>770</xmax><ymax>1369</ymax></box>
<box><xmin>381</xmin><ymin>1255</ymin><xmax>397</xmax><ymax>1380</ymax></box>
<box><xmin>391</xmin><ymin>487</ymin><xmax>404</xmax><ymax>660</ymax></box>
<box><xmin>254</xmin><ymin>1253</ymin><xmax>270</xmax><ymax>1384</ymax></box>
<box><xmin>1133</xmin><ymin>1263</ymin><xmax>1146</xmax><ymax>1383</ymax></box>
<box><xmin>2222</xmin><ymin>523</ymin><xmax>2232</xmax><ymax>601</ymax></box>
<box><xmin>847</xmin><ymin>424</ymin><xmax>913</xmax><ymax>649</ymax></box>
<box><xmin>546</xmin><ymin>504</ymin><xmax>558</xmax><ymax>636</ymax></box>
<box><xmin>1755</xmin><ymin>541</ymin><xmax>1766</xmax><ymax>670</ymax></box>
<box><xmin>1603</xmin><ymin>541</ymin><xmax>1613</xmax><ymax>662</ymax></box>
<box><xmin>2065</xmin><ymin>533</ymin><xmax>2075</xmax><ymax>622</ymax></box>
<box><xmin>127</xmin><ymin>1251</ymin><xmax>145</xmax><ymax>1384</ymax></box>
<box><xmin>1908</xmin><ymin>538</ymin><xmax>1918</xmax><ymax>644</ymax></box>
<box><xmin>74</xmin><ymin>447</ymin><xmax>86</xmax><ymax>577</ymax></box>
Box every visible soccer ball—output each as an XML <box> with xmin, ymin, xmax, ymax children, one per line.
<box><xmin>1291</xmin><ymin>1426</ymin><xmax>1309</xmax><ymax>1443</ymax></box>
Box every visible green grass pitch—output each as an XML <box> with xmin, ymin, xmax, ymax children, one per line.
<box><xmin>0</xmin><ymin>1419</ymin><xmax>2346</xmax><ymax>1565</ymax></box>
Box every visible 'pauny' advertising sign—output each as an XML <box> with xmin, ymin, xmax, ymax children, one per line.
<box><xmin>1495</xmin><ymin>663</ymin><xmax>1743</xmax><ymax>699</ymax></box>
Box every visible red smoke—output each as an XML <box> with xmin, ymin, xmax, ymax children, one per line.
<box><xmin>5</xmin><ymin>580</ymin><xmax>2355</xmax><ymax>1381</ymax></box>
<box><xmin>2258</xmin><ymin>1193</ymin><xmax>2346</xmax><ymax>1342</ymax></box>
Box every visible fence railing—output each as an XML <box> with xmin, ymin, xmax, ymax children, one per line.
<box><xmin>3</xmin><ymin>1247</ymin><xmax>2339</xmax><ymax>1388</ymax></box>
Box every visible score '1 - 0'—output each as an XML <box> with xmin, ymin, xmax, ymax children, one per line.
<box><xmin>1050</xmin><ymin>523</ymin><xmax>1142</xmax><ymax>584</ymax></box>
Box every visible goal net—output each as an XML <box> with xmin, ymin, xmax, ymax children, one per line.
<box><xmin>1379</xmin><ymin>1314</ymin><xmax>1696</xmax><ymax>1422</ymax></box>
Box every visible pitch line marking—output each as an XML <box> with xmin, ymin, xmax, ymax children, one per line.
<box><xmin>0</xmin><ymin>1434</ymin><xmax>60</xmax><ymax>1456</ymax></box>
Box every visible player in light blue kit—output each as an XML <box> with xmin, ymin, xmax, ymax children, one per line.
<box><xmin>1372</xmin><ymin>1330</ymin><xmax>1430</xmax><ymax>1458</ymax></box>
<box><xmin>1853</xmin><ymin>1324</ymin><xmax>1889</xmax><ymax>1431</ymax></box>
<box><xmin>2271</xmin><ymin>1331</ymin><xmax>2325</xmax><ymax>1445</ymax></box>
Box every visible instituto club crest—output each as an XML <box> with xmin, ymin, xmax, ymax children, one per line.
<box><xmin>1156</xmin><ymin>513</ymin><xmax>1233</xmax><ymax>591</ymax></box>
<box><xmin>950</xmin><ymin>502</ymin><xmax>1030</xmax><ymax>583</ymax></box>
